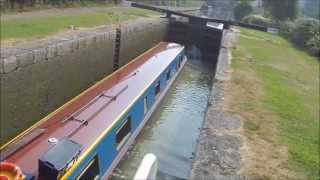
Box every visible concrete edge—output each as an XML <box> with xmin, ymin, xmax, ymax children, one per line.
<box><xmin>214</xmin><ymin>28</ymin><xmax>238</xmax><ymax>82</ymax></box>
<box><xmin>190</xmin><ymin>28</ymin><xmax>243</xmax><ymax>180</ymax></box>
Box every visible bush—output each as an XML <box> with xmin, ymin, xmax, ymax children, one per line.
<box><xmin>280</xmin><ymin>18</ymin><xmax>320</xmax><ymax>56</ymax></box>
<box><xmin>306</xmin><ymin>33</ymin><xmax>320</xmax><ymax>56</ymax></box>
<box><xmin>234</xmin><ymin>1</ymin><xmax>253</xmax><ymax>21</ymax></box>
<box><xmin>291</xmin><ymin>18</ymin><xmax>319</xmax><ymax>48</ymax></box>
<box><xmin>242</xmin><ymin>14</ymin><xmax>272</xmax><ymax>27</ymax></box>
<box><xmin>279</xmin><ymin>20</ymin><xmax>295</xmax><ymax>38</ymax></box>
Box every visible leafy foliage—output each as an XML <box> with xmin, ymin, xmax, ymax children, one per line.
<box><xmin>263</xmin><ymin>0</ymin><xmax>298</xmax><ymax>21</ymax></box>
<box><xmin>280</xmin><ymin>18</ymin><xmax>320</xmax><ymax>56</ymax></box>
<box><xmin>306</xmin><ymin>33</ymin><xmax>320</xmax><ymax>56</ymax></box>
<box><xmin>234</xmin><ymin>1</ymin><xmax>253</xmax><ymax>21</ymax></box>
<box><xmin>242</xmin><ymin>14</ymin><xmax>272</xmax><ymax>27</ymax></box>
<box><xmin>279</xmin><ymin>20</ymin><xmax>295</xmax><ymax>37</ymax></box>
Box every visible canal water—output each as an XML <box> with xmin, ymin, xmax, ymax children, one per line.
<box><xmin>111</xmin><ymin>58</ymin><xmax>214</xmax><ymax>180</ymax></box>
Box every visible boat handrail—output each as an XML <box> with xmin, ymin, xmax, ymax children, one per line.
<box><xmin>66</xmin><ymin>85</ymin><xmax>129</xmax><ymax>138</ymax></box>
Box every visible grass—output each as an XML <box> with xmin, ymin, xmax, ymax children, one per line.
<box><xmin>182</xmin><ymin>0</ymin><xmax>203</xmax><ymax>7</ymax></box>
<box><xmin>228</xmin><ymin>28</ymin><xmax>319</xmax><ymax>179</ymax></box>
<box><xmin>1</xmin><ymin>7</ymin><xmax>160</xmax><ymax>43</ymax></box>
<box><xmin>1</xmin><ymin>1</ymin><xmax>115</xmax><ymax>14</ymax></box>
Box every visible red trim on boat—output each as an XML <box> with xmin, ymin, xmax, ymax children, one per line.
<box><xmin>1</xmin><ymin>42</ymin><xmax>184</xmax><ymax>176</ymax></box>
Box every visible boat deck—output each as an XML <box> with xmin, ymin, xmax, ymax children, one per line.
<box><xmin>1</xmin><ymin>42</ymin><xmax>184</xmax><ymax>175</ymax></box>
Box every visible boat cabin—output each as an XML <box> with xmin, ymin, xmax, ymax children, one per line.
<box><xmin>0</xmin><ymin>42</ymin><xmax>186</xmax><ymax>180</ymax></box>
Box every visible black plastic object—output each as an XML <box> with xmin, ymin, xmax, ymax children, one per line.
<box><xmin>38</xmin><ymin>138</ymin><xmax>82</xmax><ymax>180</ymax></box>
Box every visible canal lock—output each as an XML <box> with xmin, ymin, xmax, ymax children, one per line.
<box><xmin>110</xmin><ymin>19</ymin><xmax>223</xmax><ymax>180</ymax></box>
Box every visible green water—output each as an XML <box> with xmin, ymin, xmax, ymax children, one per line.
<box><xmin>111</xmin><ymin>60</ymin><xmax>213</xmax><ymax>179</ymax></box>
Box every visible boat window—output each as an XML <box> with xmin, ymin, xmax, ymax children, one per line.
<box><xmin>155</xmin><ymin>81</ymin><xmax>161</xmax><ymax>97</ymax></box>
<box><xmin>166</xmin><ymin>69</ymin><xmax>171</xmax><ymax>81</ymax></box>
<box><xmin>116</xmin><ymin>117</ymin><xmax>131</xmax><ymax>150</ymax></box>
<box><xmin>77</xmin><ymin>156</ymin><xmax>100</xmax><ymax>180</ymax></box>
<box><xmin>144</xmin><ymin>96</ymin><xmax>148</xmax><ymax>115</ymax></box>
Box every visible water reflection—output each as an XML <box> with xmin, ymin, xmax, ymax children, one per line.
<box><xmin>111</xmin><ymin>59</ymin><xmax>213</xmax><ymax>180</ymax></box>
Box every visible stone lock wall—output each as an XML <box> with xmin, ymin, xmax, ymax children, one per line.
<box><xmin>119</xmin><ymin>19</ymin><xmax>168</xmax><ymax>66</ymax></box>
<box><xmin>0</xmin><ymin>18</ymin><xmax>168</xmax><ymax>144</ymax></box>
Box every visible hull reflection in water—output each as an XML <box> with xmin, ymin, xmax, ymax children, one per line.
<box><xmin>111</xmin><ymin>59</ymin><xmax>213</xmax><ymax>180</ymax></box>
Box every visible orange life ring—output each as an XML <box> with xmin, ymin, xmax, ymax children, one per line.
<box><xmin>0</xmin><ymin>162</ymin><xmax>25</xmax><ymax>180</ymax></box>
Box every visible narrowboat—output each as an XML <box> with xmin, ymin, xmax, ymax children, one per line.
<box><xmin>0</xmin><ymin>42</ymin><xmax>186</xmax><ymax>180</ymax></box>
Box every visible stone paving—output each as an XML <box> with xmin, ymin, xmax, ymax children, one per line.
<box><xmin>190</xmin><ymin>29</ymin><xmax>243</xmax><ymax>180</ymax></box>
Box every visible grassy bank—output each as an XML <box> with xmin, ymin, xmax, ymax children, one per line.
<box><xmin>227</xmin><ymin>28</ymin><xmax>319</xmax><ymax>179</ymax></box>
<box><xmin>1</xmin><ymin>1</ymin><xmax>115</xmax><ymax>14</ymax></box>
<box><xmin>1</xmin><ymin>7</ymin><xmax>159</xmax><ymax>44</ymax></box>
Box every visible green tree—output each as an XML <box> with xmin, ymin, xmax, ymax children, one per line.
<box><xmin>302</xmin><ymin>0</ymin><xmax>320</xmax><ymax>19</ymax></box>
<box><xmin>263</xmin><ymin>0</ymin><xmax>298</xmax><ymax>21</ymax></box>
<box><xmin>234</xmin><ymin>0</ymin><xmax>253</xmax><ymax>21</ymax></box>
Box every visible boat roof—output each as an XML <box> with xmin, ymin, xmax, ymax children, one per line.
<box><xmin>0</xmin><ymin>42</ymin><xmax>184</xmax><ymax>175</ymax></box>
